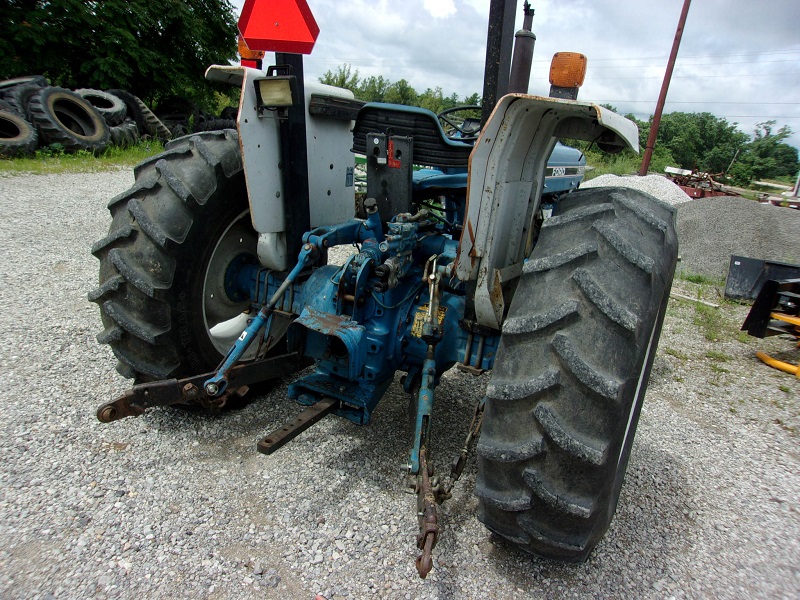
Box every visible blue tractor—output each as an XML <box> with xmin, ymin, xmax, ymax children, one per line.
<box><xmin>92</xmin><ymin>1</ymin><xmax>677</xmax><ymax>578</ymax></box>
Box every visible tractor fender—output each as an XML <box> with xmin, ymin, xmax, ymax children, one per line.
<box><xmin>455</xmin><ymin>94</ymin><xmax>639</xmax><ymax>329</ymax></box>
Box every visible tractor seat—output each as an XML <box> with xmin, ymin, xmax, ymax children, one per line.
<box><xmin>352</xmin><ymin>103</ymin><xmax>473</xmax><ymax>169</ymax></box>
<box><xmin>413</xmin><ymin>169</ymin><xmax>468</xmax><ymax>191</ymax></box>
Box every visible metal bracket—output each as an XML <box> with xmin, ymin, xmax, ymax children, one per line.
<box><xmin>257</xmin><ymin>397</ymin><xmax>339</xmax><ymax>455</ymax></box>
<box><xmin>96</xmin><ymin>352</ymin><xmax>309</xmax><ymax>423</ymax></box>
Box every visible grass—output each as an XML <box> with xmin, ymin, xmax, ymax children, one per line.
<box><xmin>583</xmin><ymin>153</ymin><xmax>641</xmax><ymax>179</ymax></box>
<box><xmin>679</xmin><ymin>272</ymin><xmax>725</xmax><ymax>287</ymax></box>
<box><xmin>693</xmin><ymin>303</ymin><xmax>727</xmax><ymax>342</ymax></box>
<box><xmin>0</xmin><ymin>141</ymin><xmax>164</xmax><ymax>174</ymax></box>
<box><xmin>664</xmin><ymin>348</ymin><xmax>688</xmax><ymax>360</ymax></box>
<box><xmin>705</xmin><ymin>350</ymin><xmax>731</xmax><ymax>362</ymax></box>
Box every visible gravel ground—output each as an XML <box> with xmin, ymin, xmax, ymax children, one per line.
<box><xmin>0</xmin><ymin>171</ymin><xmax>799</xmax><ymax>599</ymax></box>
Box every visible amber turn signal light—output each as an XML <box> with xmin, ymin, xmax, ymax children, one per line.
<box><xmin>549</xmin><ymin>52</ymin><xmax>587</xmax><ymax>88</ymax></box>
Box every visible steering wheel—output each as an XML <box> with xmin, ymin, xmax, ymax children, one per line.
<box><xmin>437</xmin><ymin>105</ymin><xmax>482</xmax><ymax>142</ymax></box>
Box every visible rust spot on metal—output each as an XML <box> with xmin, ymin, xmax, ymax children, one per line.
<box><xmin>489</xmin><ymin>269</ymin><xmax>504</xmax><ymax>318</ymax></box>
<box><xmin>296</xmin><ymin>306</ymin><xmax>360</xmax><ymax>334</ymax></box>
<box><xmin>466</xmin><ymin>220</ymin><xmax>478</xmax><ymax>265</ymax></box>
<box><xmin>257</xmin><ymin>397</ymin><xmax>339</xmax><ymax>455</ymax></box>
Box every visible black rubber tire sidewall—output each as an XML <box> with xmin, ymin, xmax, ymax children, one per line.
<box><xmin>169</xmin><ymin>182</ymin><xmax>252</xmax><ymax>374</ymax></box>
<box><xmin>5</xmin><ymin>83</ymin><xmax>44</xmax><ymax>119</ymax></box>
<box><xmin>98</xmin><ymin>179</ymin><xmax>252</xmax><ymax>377</ymax></box>
<box><xmin>75</xmin><ymin>88</ymin><xmax>127</xmax><ymax>126</ymax></box>
<box><xmin>106</xmin><ymin>89</ymin><xmax>147</xmax><ymax>135</ymax></box>
<box><xmin>0</xmin><ymin>75</ymin><xmax>48</xmax><ymax>93</ymax></box>
<box><xmin>28</xmin><ymin>87</ymin><xmax>109</xmax><ymax>152</ymax></box>
<box><xmin>0</xmin><ymin>110</ymin><xmax>38</xmax><ymax>156</ymax></box>
<box><xmin>109</xmin><ymin>119</ymin><xmax>139</xmax><ymax>147</ymax></box>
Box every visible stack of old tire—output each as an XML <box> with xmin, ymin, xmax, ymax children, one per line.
<box><xmin>153</xmin><ymin>97</ymin><xmax>237</xmax><ymax>138</ymax></box>
<box><xmin>0</xmin><ymin>76</ymin><xmax>174</xmax><ymax>157</ymax></box>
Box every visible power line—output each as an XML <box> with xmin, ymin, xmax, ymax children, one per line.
<box><xmin>586</xmin><ymin>59</ymin><xmax>800</xmax><ymax>69</ymax></box>
<box><xmin>584</xmin><ymin>49</ymin><xmax>800</xmax><ymax>62</ymax></box>
<box><xmin>308</xmin><ymin>49</ymin><xmax>800</xmax><ymax>68</ymax></box>
<box><xmin>600</xmin><ymin>101</ymin><xmax>798</xmax><ymax>105</ymax></box>
<box><xmin>628</xmin><ymin>112</ymin><xmax>799</xmax><ymax>119</ymax></box>
<box><xmin>583</xmin><ymin>72</ymin><xmax>800</xmax><ymax>80</ymax></box>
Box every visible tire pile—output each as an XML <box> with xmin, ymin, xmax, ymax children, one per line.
<box><xmin>0</xmin><ymin>75</ymin><xmax>236</xmax><ymax>158</ymax></box>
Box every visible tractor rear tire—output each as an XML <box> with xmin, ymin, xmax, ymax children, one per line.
<box><xmin>75</xmin><ymin>88</ymin><xmax>127</xmax><ymax>126</ymax></box>
<box><xmin>134</xmin><ymin>96</ymin><xmax>172</xmax><ymax>142</ymax></box>
<box><xmin>0</xmin><ymin>75</ymin><xmax>48</xmax><ymax>93</ymax></box>
<box><xmin>106</xmin><ymin>89</ymin><xmax>147</xmax><ymax>135</ymax></box>
<box><xmin>109</xmin><ymin>118</ymin><xmax>140</xmax><ymax>148</ymax></box>
<box><xmin>90</xmin><ymin>129</ymin><xmax>257</xmax><ymax>381</ymax></box>
<box><xmin>0</xmin><ymin>109</ymin><xmax>38</xmax><ymax>156</ymax></box>
<box><xmin>28</xmin><ymin>87</ymin><xmax>109</xmax><ymax>153</ymax></box>
<box><xmin>475</xmin><ymin>187</ymin><xmax>678</xmax><ymax>561</ymax></box>
<box><xmin>4</xmin><ymin>83</ymin><xmax>43</xmax><ymax>118</ymax></box>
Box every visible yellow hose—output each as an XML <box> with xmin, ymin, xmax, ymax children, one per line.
<box><xmin>756</xmin><ymin>351</ymin><xmax>799</xmax><ymax>377</ymax></box>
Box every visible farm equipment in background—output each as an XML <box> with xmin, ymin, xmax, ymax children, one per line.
<box><xmin>664</xmin><ymin>166</ymin><xmax>734</xmax><ymax>198</ymax></box>
<box><xmin>741</xmin><ymin>278</ymin><xmax>800</xmax><ymax>377</ymax></box>
<box><xmin>91</xmin><ymin>0</ymin><xmax>678</xmax><ymax>578</ymax></box>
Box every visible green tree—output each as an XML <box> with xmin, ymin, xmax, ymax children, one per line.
<box><xmin>417</xmin><ymin>87</ymin><xmax>445</xmax><ymax>113</ymax></box>
<box><xmin>643</xmin><ymin>112</ymin><xmax>749</xmax><ymax>174</ymax></box>
<box><xmin>317</xmin><ymin>63</ymin><xmax>480</xmax><ymax>110</ymax></box>
<box><xmin>463</xmin><ymin>92</ymin><xmax>481</xmax><ymax>106</ymax></box>
<box><xmin>384</xmin><ymin>79</ymin><xmax>418</xmax><ymax>106</ymax></box>
<box><xmin>0</xmin><ymin>0</ymin><xmax>238</xmax><ymax>107</ymax></box>
<box><xmin>745</xmin><ymin>121</ymin><xmax>798</xmax><ymax>177</ymax></box>
<box><xmin>356</xmin><ymin>75</ymin><xmax>390</xmax><ymax>102</ymax></box>
<box><xmin>319</xmin><ymin>64</ymin><xmax>360</xmax><ymax>92</ymax></box>
<box><xmin>723</xmin><ymin>122</ymin><xmax>798</xmax><ymax>185</ymax></box>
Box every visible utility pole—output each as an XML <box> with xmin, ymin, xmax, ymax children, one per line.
<box><xmin>639</xmin><ymin>0</ymin><xmax>692</xmax><ymax>176</ymax></box>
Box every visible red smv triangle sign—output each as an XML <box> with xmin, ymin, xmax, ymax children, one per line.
<box><xmin>239</xmin><ymin>0</ymin><xmax>320</xmax><ymax>55</ymax></box>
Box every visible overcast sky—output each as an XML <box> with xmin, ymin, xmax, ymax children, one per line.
<box><xmin>234</xmin><ymin>0</ymin><xmax>800</xmax><ymax>151</ymax></box>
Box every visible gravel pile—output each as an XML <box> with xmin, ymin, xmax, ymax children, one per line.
<box><xmin>676</xmin><ymin>196</ymin><xmax>800</xmax><ymax>279</ymax></box>
<box><xmin>0</xmin><ymin>171</ymin><xmax>798</xmax><ymax>599</ymax></box>
<box><xmin>581</xmin><ymin>173</ymin><xmax>691</xmax><ymax>206</ymax></box>
<box><xmin>582</xmin><ymin>174</ymin><xmax>800</xmax><ymax>280</ymax></box>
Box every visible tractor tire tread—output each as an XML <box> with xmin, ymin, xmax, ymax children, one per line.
<box><xmin>476</xmin><ymin>186</ymin><xmax>678</xmax><ymax>561</ymax></box>
<box><xmin>75</xmin><ymin>88</ymin><xmax>127</xmax><ymax>126</ymax></box>
<box><xmin>106</xmin><ymin>89</ymin><xmax>147</xmax><ymax>135</ymax></box>
<box><xmin>90</xmin><ymin>130</ymin><xmax>244</xmax><ymax>380</ymax></box>
<box><xmin>27</xmin><ymin>87</ymin><xmax>109</xmax><ymax>153</ymax></box>
<box><xmin>134</xmin><ymin>96</ymin><xmax>172</xmax><ymax>142</ymax></box>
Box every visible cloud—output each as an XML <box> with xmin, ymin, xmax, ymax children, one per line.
<box><xmin>423</xmin><ymin>0</ymin><xmax>456</xmax><ymax>19</ymax></box>
<box><xmin>232</xmin><ymin>0</ymin><xmax>800</xmax><ymax>149</ymax></box>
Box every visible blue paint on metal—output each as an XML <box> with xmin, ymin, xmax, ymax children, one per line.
<box><xmin>542</xmin><ymin>141</ymin><xmax>586</xmax><ymax>195</ymax></box>
<box><xmin>408</xmin><ymin>350</ymin><xmax>437</xmax><ymax>474</ymax></box>
<box><xmin>203</xmin><ymin>242</ymin><xmax>318</xmax><ymax>396</ymax></box>
<box><xmin>295</xmin><ymin>307</ymin><xmax>366</xmax><ymax>380</ymax></box>
<box><xmin>229</xmin><ymin>218</ymin><xmax>500</xmax><ymax>423</ymax></box>
<box><xmin>216</xmin><ymin>183</ymin><xmax>507</xmax><ymax>425</ymax></box>
<box><xmin>288</xmin><ymin>372</ymin><xmax>393</xmax><ymax>425</ymax></box>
